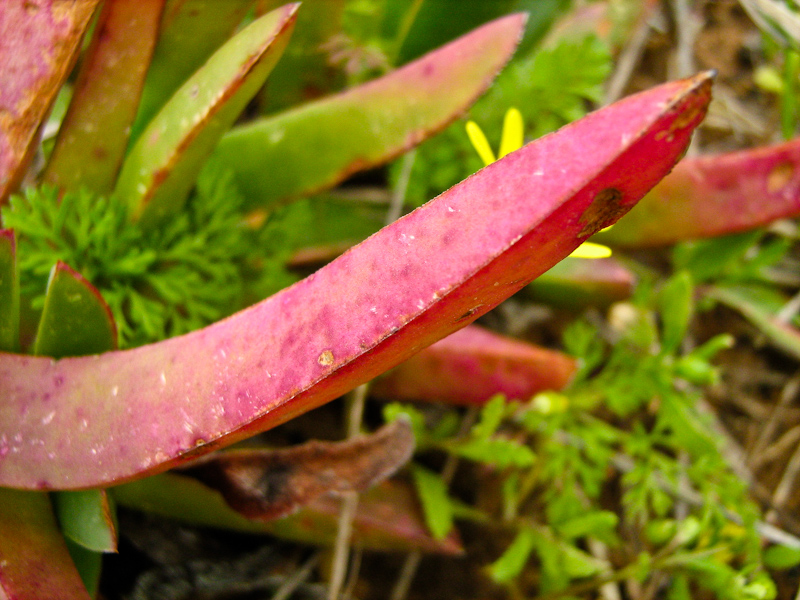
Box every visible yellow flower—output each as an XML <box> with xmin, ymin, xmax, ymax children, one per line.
<box><xmin>466</xmin><ymin>109</ymin><xmax>612</xmax><ymax>260</ymax></box>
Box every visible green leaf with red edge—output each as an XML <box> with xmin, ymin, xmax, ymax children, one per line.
<box><xmin>372</xmin><ymin>325</ymin><xmax>576</xmax><ymax>406</ymax></box>
<box><xmin>114</xmin><ymin>3</ymin><xmax>299</xmax><ymax>227</ymax></box>
<box><xmin>599</xmin><ymin>138</ymin><xmax>800</xmax><ymax>247</ymax></box>
<box><xmin>0</xmin><ymin>73</ymin><xmax>712</xmax><ymax>490</ymax></box>
<box><xmin>212</xmin><ymin>13</ymin><xmax>528</xmax><ymax>211</ymax></box>
<box><xmin>0</xmin><ymin>0</ymin><xmax>101</xmax><ymax>203</ymax></box>
<box><xmin>33</xmin><ymin>262</ymin><xmax>118</xmax><ymax>358</ymax></box>
<box><xmin>43</xmin><ymin>0</ymin><xmax>165</xmax><ymax>195</ymax></box>
<box><xmin>0</xmin><ymin>229</ymin><xmax>19</xmax><ymax>352</ymax></box>
<box><xmin>129</xmin><ymin>0</ymin><xmax>257</xmax><ymax>144</ymax></box>
<box><xmin>112</xmin><ymin>474</ymin><xmax>463</xmax><ymax>555</ymax></box>
<box><xmin>0</xmin><ymin>489</ymin><xmax>91</xmax><ymax>600</ymax></box>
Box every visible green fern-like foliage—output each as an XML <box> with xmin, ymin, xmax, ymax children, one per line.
<box><xmin>2</xmin><ymin>161</ymin><xmax>295</xmax><ymax>348</ymax></box>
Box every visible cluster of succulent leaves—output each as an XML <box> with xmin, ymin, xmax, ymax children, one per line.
<box><xmin>386</xmin><ymin>270</ymin><xmax>778</xmax><ymax>599</ymax></box>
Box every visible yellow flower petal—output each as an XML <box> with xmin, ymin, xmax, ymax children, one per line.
<box><xmin>570</xmin><ymin>242</ymin><xmax>612</xmax><ymax>259</ymax></box>
<box><xmin>499</xmin><ymin>107</ymin><xmax>524</xmax><ymax>159</ymax></box>
<box><xmin>465</xmin><ymin>120</ymin><xmax>496</xmax><ymax>167</ymax></box>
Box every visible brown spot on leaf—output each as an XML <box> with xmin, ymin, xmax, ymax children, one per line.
<box><xmin>456</xmin><ymin>304</ymin><xmax>485</xmax><ymax>322</ymax></box>
<box><xmin>578</xmin><ymin>188</ymin><xmax>625</xmax><ymax>237</ymax></box>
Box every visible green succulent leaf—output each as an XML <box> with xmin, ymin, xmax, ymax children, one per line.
<box><xmin>33</xmin><ymin>262</ymin><xmax>118</xmax><ymax>358</ymax></box>
<box><xmin>213</xmin><ymin>14</ymin><xmax>527</xmax><ymax>211</ymax></box>
<box><xmin>115</xmin><ymin>3</ymin><xmax>299</xmax><ymax>227</ymax></box>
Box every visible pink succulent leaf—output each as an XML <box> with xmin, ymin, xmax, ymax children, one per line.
<box><xmin>0</xmin><ymin>0</ymin><xmax>101</xmax><ymax>203</ymax></box>
<box><xmin>601</xmin><ymin>137</ymin><xmax>800</xmax><ymax>247</ymax></box>
<box><xmin>0</xmin><ymin>72</ymin><xmax>712</xmax><ymax>490</ymax></box>
<box><xmin>372</xmin><ymin>325</ymin><xmax>577</xmax><ymax>406</ymax></box>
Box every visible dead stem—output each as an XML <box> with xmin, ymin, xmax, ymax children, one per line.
<box><xmin>327</xmin><ymin>383</ymin><xmax>369</xmax><ymax>600</ymax></box>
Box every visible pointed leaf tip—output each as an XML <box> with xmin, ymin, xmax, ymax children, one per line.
<box><xmin>0</xmin><ymin>74</ymin><xmax>710</xmax><ymax>489</ymax></box>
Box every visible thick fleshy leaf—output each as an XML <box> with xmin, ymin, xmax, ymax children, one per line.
<box><xmin>114</xmin><ymin>3</ymin><xmax>299</xmax><ymax>227</ymax></box>
<box><xmin>527</xmin><ymin>256</ymin><xmax>636</xmax><ymax>308</ymax></box>
<box><xmin>395</xmin><ymin>0</ymin><xmax>516</xmax><ymax>64</ymax></box>
<box><xmin>255</xmin><ymin>0</ymin><xmax>345</xmax><ymax>112</ymax></box>
<box><xmin>181</xmin><ymin>418</ymin><xmax>414</xmax><ymax>521</ymax></box>
<box><xmin>0</xmin><ymin>73</ymin><xmax>712</xmax><ymax>490</ymax></box>
<box><xmin>212</xmin><ymin>14</ymin><xmax>528</xmax><ymax>211</ymax></box>
<box><xmin>43</xmin><ymin>0</ymin><xmax>165</xmax><ymax>195</ymax></box>
<box><xmin>600</xmin><ymin>138</ymin><xmax>800</xmax><ymax>247</ymax></box>
<box><xmin>113</xmin><ymin>474</ymin><xmax>463</xmax><ymax>554</ymax></box>
<box><xmin>129</xmin><ymin>0</ymin><xmax>257</xmax><ymax>144</ymax></box>
<box><xmin>372</xmin><ymin>325</ymin><xmax>576</xmax><ymax>405</ymax></box>
<box><xmin>33</xmin><ymin>262</ymin><xmax>117</xmax><ymax>358</ymax></box>
<box><xmin>0</xmin><ymin>229</ymin><xmax>19</xmax><ymax>352</ymax></box>
<box><xmin>55</xmin><ymin>490</ymin><xmax>117</xmax><ymax>553</ymax></box>
<box><xmin>0</xmin><ymin>0</ymin><xmax>101</xmax><ymax>203</ymax></box>
<box><xmin>0</xmin><ymin>489</ymin><xmax>90</xmax><ymax>600</ymax></box>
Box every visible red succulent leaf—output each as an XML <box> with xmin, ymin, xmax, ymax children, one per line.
<box><xmin>0</xmin><ymin>0</ymin><xmax>101</xmax><ymax>203</ymax></box>
<box><xmin>601</xmin><ymin>137</ymin><xmax>800</xmax><ymax>246</ymax></box>
<box><xmin>372</xmin><ymin>325</ymin><xmax>577</xmax><ymax>405</ymax></box>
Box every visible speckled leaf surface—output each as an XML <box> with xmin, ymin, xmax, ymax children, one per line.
<box><xmin>212</xmin><ymin>14</ymin><xmax>528</xmax><ymax>211</ymax></box>
<box><xmin>0</xmin><ymin>73</ymin><xmax>712</xmax><ymax>490</ymax></box>
<box><xmin>600</xmin><ymin>138</ymin><xmax>800</xmax><ymax>247</ymax></box>
<box><xmin>114</xmin><ymin>3</ymin><xmax>298</xmax><ymax>226</ymax></box>
<box><xmin>0</xmin><ymin>0</ymin><xmax>101</xmax><ymax>203</ymax></box>
<box><xmin>0</xmin><ymin>489</ymin><xmax>90</xmax><ymax>600</ymax></box>
<box><xmin>44</xmin><ymin>0</ymin><xmax>165</xmax><ymax>195</ymax></box>
<box><xmin>372</xmin><ymin>325</ymin><xmax>576</xmax><ymax>405</ymax></box>
<box><xmin>113</xmin><ymin>473</ymin><xmax>463</xmax><ymax>554</ymax></box>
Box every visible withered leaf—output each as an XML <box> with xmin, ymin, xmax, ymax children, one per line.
<box><xmin>179</xmin><ymin>418</ymin><xmax>414</xmax><ymax>521</ymax></box>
